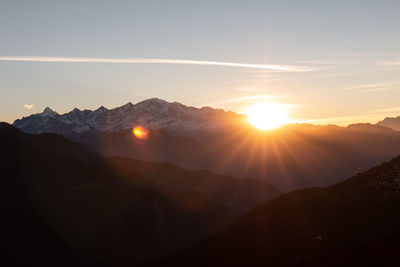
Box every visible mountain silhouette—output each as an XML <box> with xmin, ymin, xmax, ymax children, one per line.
<box><xmin>0</xmin><ymin>122</ymin><xmax>280</xmax><ymax>266</ymax></box>
<box><xmin>159</xmin><ymin>153</ymin><xmax>400</xmax><ymax>266</ymax></box>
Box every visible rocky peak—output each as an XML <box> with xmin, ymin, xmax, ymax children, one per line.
<box><xmin>95</xmin><ymin>106</ymin><xmax>108</xmax><ymax>113</ymax></box>
<box><xmin>41</xmin><ymin>107</ymin><xmax>58</xmax><ymax>117</ymax></box>
<box><xmin>116</xmin><ymin>102</ymin><xmax>134</xmax><ymax>112</ymax></box>
<box><xmin>12</xmin><ymin>98</ymin><xmax>242</xmax><ymax>137</ymax></box>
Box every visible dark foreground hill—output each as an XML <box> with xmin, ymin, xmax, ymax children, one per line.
<box><xmin>159</xmin><ymin>154</ymin><xmax>400</xmax><ymax>266</ymax></box>
<box><xmin>0</xmin><ymin>123</ymin><xmax>279</xmax><ymax>266</ymax></box>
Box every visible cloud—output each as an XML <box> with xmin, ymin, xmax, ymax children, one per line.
<box><xmin>225</xmin><ymin>95</ymin><xmax>286</xmax><ymax>103</ymax></box>
<box><xmin>326</xmin><ymin>52</ymin><xmax>395</xmax><ymax>57</ymax></box>
<box><xmin>23</xmin><ymin>104</ymin><xmax>34</xmax><ymax>110</ymax></box>
<box><xmin>294</xmin><ymin>60</ymin><xmax>358</xmax><ymax>65</ymax></box>
<box><xmin>337</xmin><ymin>82</ymin><xmax>397</xmax><ymax>93</ymax></box>
<box><xmin>235</xmin><ymin>88</ymin><xmax>265</xmax><ymax>93</ymax></box>
<box><xmin>202</xmin><ymin>95</ymin><xmax>292</xmax><ymax>113</ymax></box>
<box><xmin>305</xmin><ymin>114</ymin><xmax>377</xmax><ymax>126</ymax></box>
<box><xmin>359</xmin><ymin>87</ymin><xmax>397</xmax><ymax>93</ymax></box>
<box><xmin>381</xmin><ymin>60</ymin><xmax>400</xmax><ymax>66</ymax></box>
<box><xmin>309</xmin><ymin>106</ymin><xmax>400</xmax><ymax>126</ymax></box>
<box><xmin>0</xmin><ymin>56</ymin><xmax>313</xmax><ymax>72</ymax></box>
<box><xmin>339</xmin><ymin>82</ymin><xmax>394</xmax><ymax>91</ymax></box>
<box><xmin>372</xmin><ymin>107</ymin><xmax>400</xmax><ymax>113</ymax></box>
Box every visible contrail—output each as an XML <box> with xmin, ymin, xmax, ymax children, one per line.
<box><xmin>0</xmin><ymin>56</ymin><xmax>313</xmax><ymax>72</ymax></box>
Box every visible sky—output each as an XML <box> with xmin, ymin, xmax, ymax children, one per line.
<box><xmin>1</xmin><ymin>0</ymin><xmax>400</xmax><ymax>125</ymax></box>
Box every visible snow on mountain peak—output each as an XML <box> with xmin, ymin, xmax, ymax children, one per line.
<box><xmin>12</xmin><ymin>99</ymin><xmax>245</xmax><ymax>137</ymax></box>
<box><xmin>41</xmin><ymin>107</ymin><xmax>58</xmax><ymax>117</ymax></box>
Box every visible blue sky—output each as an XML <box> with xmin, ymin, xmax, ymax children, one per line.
<box><xmin>1</xmin><ymin>0</ymin><xmax>400</xmax><ymax>124</ymax></box>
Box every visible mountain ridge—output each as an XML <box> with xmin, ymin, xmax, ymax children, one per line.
<box><xmin>377</xmin><ymin>115</ymin><xmax>400</xmax><ymax>131</ymax></box>
<box><xmin>13</xmin><ymin>98</ymin><xmax>245</xmax><ymax>137</ymax></box>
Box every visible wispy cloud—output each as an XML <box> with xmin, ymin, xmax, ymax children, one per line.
<box><xmin>225</xmin><ymin>95</ymin><xmax>286</xmax><ymax>103</ymax></box>
<box><xmin>326</xmin><ymin>52</ymin><xmax>395</xmax><ymax>57</ymax></box>
<box><xmin>359</xmin><ymin>87</ymin><xmax>397</xmax><ymax>93</ymax></box>
<box><xmin>372</xmin><ymin>107</ymin><xmax>400</xmax><ymax>113</ymax></box>
<box><xmin>338</xmin><ymin>82</ymin><xmax>397</xmax><ymax>93</ymax></box>
<box><xmin>309</xmin><ymin>106</ymin><xmax>400</xmax><ymax>126</ymax></box>
<box><xmin>294</xmin><ymin>60</ymin><xmax>358</xmax><ymax>65</ymax></box>
<box><xmin>0</xmin><ymin>56</ymin><xmax>313</xmax><ymax>72</ymax></box>
<box><xmin>23</xmin><ymin>104</ymin><xmax>34</xmax><ymax>110</ymax></box>
<box><xmin>201</xmin><ymin>95</ymin><xmax>287</xmax><ymax>109</ymax></box>
<box><xmin>306</xmin><ymin>114</ymin><xmax>378</xmax><ymax>126</ymax></box>
<box><xmin>235</xmin><ymin>87</ymin><xmax>265</xmax><ymax>93</ymax></box>
<box><xmin>380</xmin><ymin>60</ymin><xmax>400</xmax><ymax>66</ymax></box>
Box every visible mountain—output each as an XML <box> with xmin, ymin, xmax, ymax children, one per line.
<box><xmin>13</xmin><ymin>98</ymin><xmax>246</xmax><ymax>138</ymax></box>
<box><xmin>13</xmin><ymin>100</ymin><xmax>400</xmax><ymax>192</ymax></box>
<box><xmin>0</xmin><ymin>123</ymin><xmax>279</xmax><ymax>266</ymax></box>
<box><xmin>377</xmin><ymin>115</ymin><xmax>400</xmax><ymax>131</ymax></box>
<box><xmin>104</xmin><ymin>157</ymin><xmax>280</xmax><ymax>209</ymax></box>
<box><xmin>159</xmin><ymin>153</ymin><xmax>400</xmax><ymax>266</ymax></box>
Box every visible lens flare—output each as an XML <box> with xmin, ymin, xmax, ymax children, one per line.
<box><xmin>133</xmin><ymin>126</ymin><xmax>149</xmax><ymax>139</ymax></box>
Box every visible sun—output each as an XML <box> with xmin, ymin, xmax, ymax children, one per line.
<box><xmin>245</xmin><ymin>103</ymin><xmax>293</xmax><ymax>130</ymax></box>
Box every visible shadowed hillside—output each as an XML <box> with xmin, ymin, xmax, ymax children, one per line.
<box><xmin>159</xmin><ymin>153</ymin><xmax>400</xmax><ymax>266</ymax></box>
<box><xmin>0</xmin><ymin>123</ymin><xmax>278</xmax><ymax>266</ymax></box>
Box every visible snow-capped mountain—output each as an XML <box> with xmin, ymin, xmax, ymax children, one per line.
<box><xmin>13</xmin><ymin>98</ymin><xmax>245</xmax><ymax>137</ymax></box>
